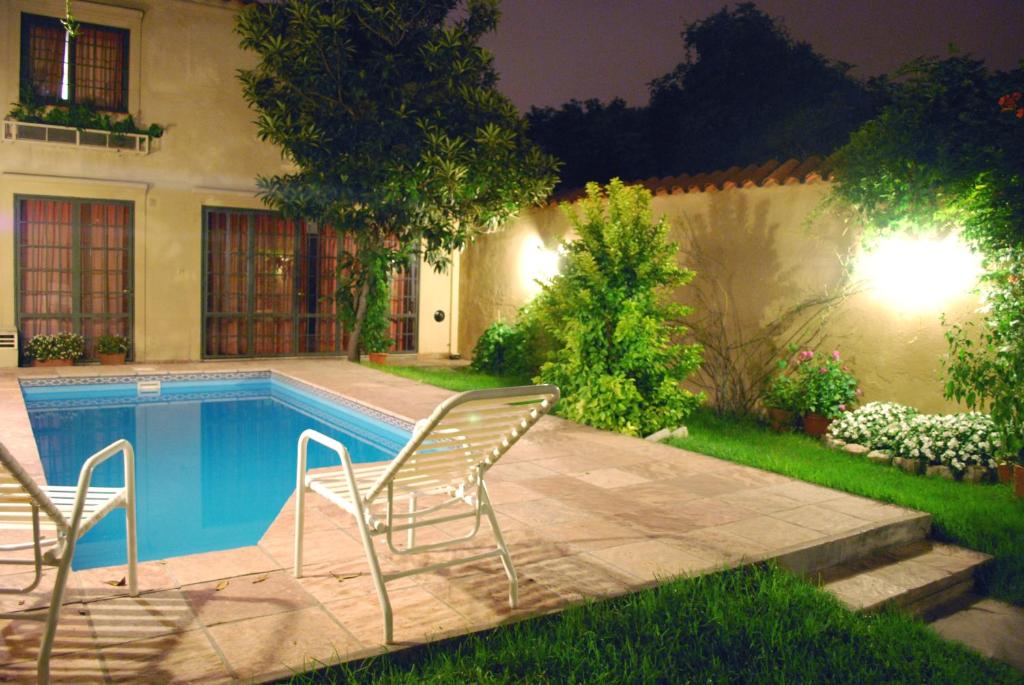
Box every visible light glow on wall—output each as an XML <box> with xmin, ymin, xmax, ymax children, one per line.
<box><xmin>518</xmin><ymin>234</ymin><xmax>562</xmax><ymax>298</ymax></box>
<box><xmin>856</xmin><ymin>234</ymin><xmax>982</xmax><ymax>313</ymax></box>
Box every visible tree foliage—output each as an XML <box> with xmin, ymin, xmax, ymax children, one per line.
<box><xmin>531</xmin><ymin>180</ymin><xmax>703</xmax><ymax>436</ymax></box>
<box><xmin>526</xmin><ymin>3</ymin><xmax>883</xmax><ymax>185</ymax></box>
<box><xmin>235</xmin><ymin>0</ymin><xmax>558</xmax><ymax>359</ymax></box>
<box><xmin>830</xmin><ymin>56</ymin><xmax>1024</xmax><ymax>461</ymax></box>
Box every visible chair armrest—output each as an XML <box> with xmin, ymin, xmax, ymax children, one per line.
<box><xmin>67</xmin><ymin>439</ymin><xmax>135</xmax><ymax>539</ymax></box>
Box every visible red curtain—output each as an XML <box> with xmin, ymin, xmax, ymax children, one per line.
<box><xmin>74</xmin><ymin>25</ymin><xmax>126</xmax><ymax>110</ymax></box>
<box><xmin>27</xmin><ymin>21</ymin><xmax>66</xmax><ymax>100</ymax></box>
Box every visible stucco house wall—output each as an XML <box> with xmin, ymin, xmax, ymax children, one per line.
<box><xmin>459</xmin><ymin>179</ymin><xmax>983</xmax><ymax>414</ymax></box>
<box><xmin>0</xmin><ymin>0</ymin><xmax>456</xmax><ymax>363</ymax></box>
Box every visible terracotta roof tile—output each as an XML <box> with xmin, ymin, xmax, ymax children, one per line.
<box><xmin>548</xmin><ymin>157</ymin><xmax>832</xmax><ymax>206</ymax></box>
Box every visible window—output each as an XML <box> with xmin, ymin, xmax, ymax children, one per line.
<box><xmin>15</xmin><ymin>197</ymin><xmax>134</xmax><ymax>361</ymax></box>
<box><xmin>203</xmin><ymin>208</ymin><xmax>419</xmax><ymax>358</ymax></box>
<box><xmin>20</xmin><ymin>13</ymin><xmax>129</xmax><ymax>112</ymax></box>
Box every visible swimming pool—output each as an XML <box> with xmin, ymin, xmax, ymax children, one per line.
<box><xmin>20</xmin><ymin>372</ymin><xmax>412</xmax><ymax>569</ymax></box>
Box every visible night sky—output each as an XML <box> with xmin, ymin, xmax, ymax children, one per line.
<box><xmin>481</xmin><ymin>0</ymin><xmax>1024</xmax><ymax>111</ymax></box>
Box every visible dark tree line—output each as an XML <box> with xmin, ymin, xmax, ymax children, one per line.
<box><xmin>527</xmin><ymin>3</ymin><xmax>889</xmax><ymax>192</ymax></box>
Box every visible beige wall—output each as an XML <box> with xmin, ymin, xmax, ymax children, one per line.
<box><xmin>459</xmin><ymin>183</ymin><xmax>983</xmax><ymax>413</ymax></box>
<box><xmin>0</xmin><ymin>0</ymin><xmax>454</xmax><ymax>362</ymax></box>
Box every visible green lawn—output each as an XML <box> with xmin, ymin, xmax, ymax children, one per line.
<box><xmin>287</xmin><ymin>563</ymin><xmax>1023</xmax><ymax>684</ymax></box>
<box><xmin>364</xmin><ymin>363</ymin><xmax>530</xmax><ymax>392</ymax></box>
<box><xmin>669</xmin><ymin>409</ymin><xmax>1024</xmax><ymax>606</ymax></box>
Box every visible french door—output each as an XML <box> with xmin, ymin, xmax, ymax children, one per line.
<box><xmin>15</xmin><ymin>196</ymin><xmax>133</xmax><ymax>361</ymax></box>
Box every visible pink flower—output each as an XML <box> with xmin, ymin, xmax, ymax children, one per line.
<box><xmin>819</xmin><ymin>367</ymin><xmax>827</xmax><ymax>374</ymax></box>
<box><xmin>838</xmin><ymin>404</ymin><xmax>847</xmax><ymax>411</ymax></box>
<box><xmin>831</xmin><ymin>350</ymin><xmax>841</xmax><ymax>361</ymax></box>
<box><xmin>855</xmin><ymin>388</ymin><xmax>863</xmax><ymax>396</ymax></box>
<box><xmin>797</xmin><ymin>350</ymin><xmax>814</xmax><ymax>362</ymax></box>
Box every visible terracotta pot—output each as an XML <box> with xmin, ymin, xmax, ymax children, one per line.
<box><xmin>802</xmin><ymin>413</ymin><xmax>831</xmax><ymax>438</ymax></box>
<box><xmin>1014</xmin><ymin>464</ymin><xmax>1024</xmax><ymax>499</ymax></box>
<box><xmin>766</xmin><ymin>407</ymin><xmax>794</xmax><ymax>432</ymax></box>
<box><xmin>367</xmin><ymin>352</ymin><xmax>388</xmax><ymax>365</ymax></box>
<box><xmin>33</xmin><ymin>358</ymin><xmax>73</xmax><ymax>367</ymax></box>
<box><xmin>997</xmin><ymin>463</ymin><xmax>1013</xmax><ymax>485</ymax></box>
<box><xmin>97</xmin><ymin>352</ymin><xmax>127</xmax><ymax>365</ymax></box>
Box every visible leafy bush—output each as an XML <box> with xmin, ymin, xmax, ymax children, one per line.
<box><xmin>793</xmin><ymin>349</ymin><xmax>858</xmax><ymax>419</ymax></box>
<box><xmin>532</xmin><ymin>180</ymin><xmax>703</xmax><ymax>436</ymax></box>
<box><xmin>472</xmin><ymin>322</ymin><xmax>526</xmax><ymax>376</ymax></box>
<box><xmin>762</xmin><ymin>373</ymin><xmax>799</xmax><ymax>412</ymax></box>
<box><xmin>26</xmin><ymin>332</ymin><xmax>84</xmax><ymax>362</ymax></box>
<box><xmin>95</xmin><ymin>334</ymin><xmax>129</xmax><ymax>355</ymax></box>
<box><xmin>829</xmin><ymin>402</ymin><xmax>918</xmax><ymax>451</ymax></box>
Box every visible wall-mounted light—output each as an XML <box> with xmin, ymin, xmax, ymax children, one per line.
<box><xmin>518</xmin><ymin>234</ymin><xmax>563</xmax><ymax>297</ymax></box>
<box><xmin>856</xmin><ymin>234</ymin><xmax>982</xmax><ymax>313</ymax></box>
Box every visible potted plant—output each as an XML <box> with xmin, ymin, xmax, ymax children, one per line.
<box><xmin>763</xmin><ymin>371</ymin><xmax>799</xmax><ymax>432</ymax></box>
<box><xmin>794</xmin><ymin>349</ymin><xmax>859</xmax><ymax>437</ymax></box>
<box><xmin>95</xmin><ymin>334</ymin><xmax>130</xmax><ymax>365</ymax></box>
<box><xmin>26</xmin><ymin>332</ymin><xmax>84</xmax><ymax>367</ymax></box>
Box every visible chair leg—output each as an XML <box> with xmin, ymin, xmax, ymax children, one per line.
<box><xmin>125</xmin><ymin>491</ymin><xmax>139</xmax><ymax>597</ymax></box>
<box><xmin>294</xmin><ymin>484</ymin><xmax>306</xmax><ymax>578</ymax></box>
<box><xmin>407</xmin><ymin>492</ymin><xmax>417</xmax><ymax>549</ymax></box>
<box><xmin>37</xmin><ymin>545</ymin><xmax>75</xmax><ymax>685</ymax></box>
<box><xmin>480</xmin><ymin>483</ymin><xmax>518</xmax><ymax>609</ymax></box>
<box><xmin>351</xmin><ymin>514</ymin><xmax>393</xmax><ymax>643</ymax></box>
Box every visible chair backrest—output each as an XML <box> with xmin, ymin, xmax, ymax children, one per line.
<box><xmin>0</xmin><ymin>442</ymin><xmax>66</xmax><ymax>533</ymax></box>
<box><xmin>365</xmin><ymin>385</ymin><xmax>559</xmax><ymax>503</ymax></box>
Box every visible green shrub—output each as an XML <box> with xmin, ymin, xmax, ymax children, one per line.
<box><xmin>471</xmin><ymin>322</ymin><xmax>526</xmax><ymax>375</ymax></box>
<box><xmin>533</xmin><ymin>179</ymin><xmax>703</xmax><ymax>436</ymax></box>
<box><xmin>26</xmin><ymin>332</ymin><xmax>85</xmax><ymax>361</ymax></box>
<box><xmin>794</xmin><ymin>349</ymin><xmax>859</xmax><ymax>419</ymax></box>
<box><xmin>95</xmin><ymin>334</ymin><xmax>130</xmax><ymax>355</ymax></box>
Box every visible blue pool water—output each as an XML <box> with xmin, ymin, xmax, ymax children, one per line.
<box><xmin>22</xmin><ymin>375</ymin><xmax>410</xmax><ymax>569</ymax></box>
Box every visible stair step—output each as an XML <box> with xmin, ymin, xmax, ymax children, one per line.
<box><xmin>774</xmin><ymin>511</ymin><xmax>932</xmax><ymax>575</ymax></box>
<box><xmin>815</xmin><ymin>541</ymin><xmax>991</xmax><ymax>616</ymax></box>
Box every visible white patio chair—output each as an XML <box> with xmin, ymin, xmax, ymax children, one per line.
<box><xmin>0</xmin><ymin>439</ymin><xmax>138</xmax><ymax>685</ymax></box>
<box><xmin>295</xmin><ymin>384</ymin><xmax>559</xmax><ymax>643</ymax></box>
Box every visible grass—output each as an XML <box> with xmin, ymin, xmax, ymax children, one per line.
<box><xmin>364</xmin><ymin>362</ymin><xmax>530</xmax><ymax>392</ymax></box>
<box><xmin>668</xmin><ymin>409</ymin><xmax>1024</xmax><ymax>606</ymax></box>
<box><xmin>286</xmin><ymin>563</ymin><xmax>1023</xmax><ymax>684</ymax></box>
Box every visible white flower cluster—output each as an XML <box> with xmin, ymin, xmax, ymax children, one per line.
<box><xmin>829</xmin><ymin>403</ymin><xmax>1003</xmax><ymax>474</ymax></box>
<box><xmin>894</xmin><ymin>412</ymin><xmax>1002</xmax><ymax>473</ymax></box>
<box><xmin>829</xmin><ymin>402</ymin><xmax>918</xmax><ymax>451</ymax></box>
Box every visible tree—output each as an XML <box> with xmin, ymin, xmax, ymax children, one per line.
<box><xmin>236</xmin><ymin>0</ymin><xmax>558</xmax><ymax>360</ymax></box>
<box><xmin>830</xmin><ymin>56</ymin><xmax>1024</xmax><ymax>461</ymax></box>
<box><xmin>648</xmin><ymin>3</ymin><xmax>884</xmax><ymax>175</ymax></box>
<box><xmin>530</xmin><ymin>180</ymin><xmax>703</xmax><ymax>436</ymax></box>
<box><xmin>526</xmin><ymin>98</ymin><xmax>653</xmax><ymax>192</ymax></box>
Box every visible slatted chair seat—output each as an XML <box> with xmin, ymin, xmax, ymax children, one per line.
<box><xmin>0</xmin><ymin>440</ymin><xmax>138</xmax><ymax>685</ymax></box>
<box><xmin>295</xmin><ymin>384</ymin><xmax>559</xmax><ymax>643</ymax></box>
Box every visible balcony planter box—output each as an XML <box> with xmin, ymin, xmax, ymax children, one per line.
<box><xmin>97</xmin><ymin>352</ymin><xmax>127</xmax><ymax>365</ymax></box>
<box><xmin>33</xmin><ymin>359</ymin><xmax>73</xmax><ymax>367</ymax></box>
<box><xmin>367</xmin><ymin>352</ymin><xmax>388</xmax><ymax>365</ymax></box>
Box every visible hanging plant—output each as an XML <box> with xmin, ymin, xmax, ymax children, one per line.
<box><xmin>61</xmin><ymin>0</ymin><xmax>79</xmax><ymax>38</ymax></box>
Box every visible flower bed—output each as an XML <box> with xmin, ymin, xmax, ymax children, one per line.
<box><xmin>826</xmin><ymin>402</ymin><xmax>1004</xmax><ymax>481</ymax></box>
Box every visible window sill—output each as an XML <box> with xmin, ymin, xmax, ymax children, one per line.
<box><xmin>2</xmin><ymin>119</ymin><xmax>151</xmax><ymax>154</ymax></box>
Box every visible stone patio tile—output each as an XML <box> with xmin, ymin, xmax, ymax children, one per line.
<box><xmin>70</xmin><ymin>560</ymin><xmax>179</xmax><ymax>603</ymax></box>
<box><xmin>496</xmin><ymin>497</ymin><xmax>593</xmax><ymax>528</ymax></box>
<box><xmin>860</xmin><ymin>559</ymin><xmax>951</xmax><ymax>591</ymax></box>
<box><xmin>293</xmin><ymin>560</ymin><xmax>417</xmax><ymax>605</ymax></box>
<box><xmin>183</xmin><ymin>569</ymin><xmax>317</xmax><ymax>627</ymax></box>
<box><xmin>263</xmin><ymin>526</ymin><xmax>366</xmax><ymax>569</ymax></box>
<box><xmin>419</xmin><ymin>571</ymin><xmax>563</xmax><ymax>627</ymax></box>
<box><xmin>619</xmin><ymin>459</ymin><xmax>708</xmax><ymax>481</ymax></box>
<box><xmin>208</xmin><ymin>606</ymin><xmax>363</xmax><ymax>680</ymax></box>
<box><xmin>538</xmin><ymin>454</ymin><xmax>615</xmax><ymax>475</ymax></box>
<box><xmin>533</xmin><ymin>518</ymin><xmax>639</xmax><ymax>553</ymax></box>
<box><xmin>518</xmin><ymin>553</ymin><xmax>635</xmax><ymax>602</ymax></box>
<box><xmin>162</xmin><ymin>546</ymin><xmax>280</xmax><ymax>587</ymax></box>
<box><xmin>618</xmin><ymin>481</ymin><xmax>705</xmax><ymax>506</ymax></box>
<box><xmin>673</xmin><ymin>472</ymin><xmax>760</xmax><ymax>498</ymax></box>
<box><xmin>0</xmin><ymin>649</ymin><xmax>107</xmax><ymax>683</ymax></box>
<box><xmin>576</xmin><ymin>467</ymin><xmax>652</xmax><ymax>489</ymax></box>
<box><xmin>824</xmin><ymin>571</ymin><xmax>905</xmax><ymax>610</ymax></box>
<box><xmin>659</xmin><ymin>497</ymin><xmax>758</xmax><ymax>528</ymax></box>
<box><xmin>717</xmin><ymin>488</ymin><xmax>805</xmax><ymax>514</ymax></box>
<box><xmin>772</xmin><ymin>504</ymin><xmax>870</xmax><ymax>535</ymax></box>
<box><xmin>324</xmin><ymin>584</ymin><xmax>470</xmax><ymax>646</ymax></box>
<box><xmin>931</xmin><ymin>599</ymin><xmax>1024</xmax><ymax>671</ymax></box>
<box><xmin>84</xmin><ymin>589</ymin><xmax>198</xmax><ymax>649</ymax></box>
<box><xmin>585</xmin><ymin>540</ymin><xmax>719</xmax><ymax>583</ymax></box>
<box><xmin>664</xmin><ymin>527</ymin><xmax>772</xmax><ymax>566</ymax></box>
<box><xmin>100</xmin><ymin>628</ymin><xmax>232</xmax><ymax>684</ymax></box>
<box><xmin>486</xmin><ymin>462</ymin><xmax>562</xmax><ymax>482</ymax></box>
<box><xmin>0</xmin><ymin>569</ymin><xmax>62</xmax><ymax>612</ymax></box>
<box><xmin>0</xmin><ymin>603</ymin><xmax>95</xmax><ymax>665</ymax></box>
<box><xmin>817</xmin><ymin>496</ymin><xmax>919</xmax><ymax>523</ymax></box>
<box><xmin>761</xmin><ymin>481</ymin><xmax>846</xmax><ymax>504</ymax></box>
<box><xmin>483</xmin><ymin>480</ymin><xmax>546</xmax><ymax>506</ymax></box>
<box><xmin>713</xmin><ymin>515</ymin><xmax>824</xmax><ymax>548</ymax></box>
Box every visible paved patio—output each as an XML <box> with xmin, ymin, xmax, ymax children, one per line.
<box><xmin>0</xmin><ymin>360</ymin><xmax>929</xmax><ymax>683</ymax></box>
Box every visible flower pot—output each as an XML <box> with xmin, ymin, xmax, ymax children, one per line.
<box><xmin>801</xmin><ymin>413</ymin><xmax>831</xmax><ymax>438</ymax></box>
<box><xmin>766</xmin><ymin>407</ymin><xmax>794</xmax><ymax>432</ymax></box>
<box><xmin>97</xmin><ymin>352</ymin><xmax>127</xmax><ymax>365</ymax></box>
<box><xmin>997</xmin><ymin>463</ymin><xmax>1013</xmax><ymax>485</ymax></box>
<box><xmin>367</xmin><ymin>352</ymin><xmax>388</xmax><ymax>365</ymax></box>
<box><xmin>33</xmin><ymin>358</ymin><xmax>73</xmax><ymax>367</ymax></box>
<box><xmin>1014</xmin><ymin>464</ymin><xmax>1024</xmax><ymax>499</ymax></box>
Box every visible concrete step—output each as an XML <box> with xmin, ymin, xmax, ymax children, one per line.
<box><xmin>929</xmin><ymin>595</ymin><xmax>1024</xmax><ymax>671</ymax></box>
<box><xmin>813</xmin><ymin>540</ymin><xmax>991</xmax><ymax>617</ymax></box>
<box><xmin>774</xmin><ymin>511</ymin><xmax>932</xmax><ymax>576</ymax></box>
